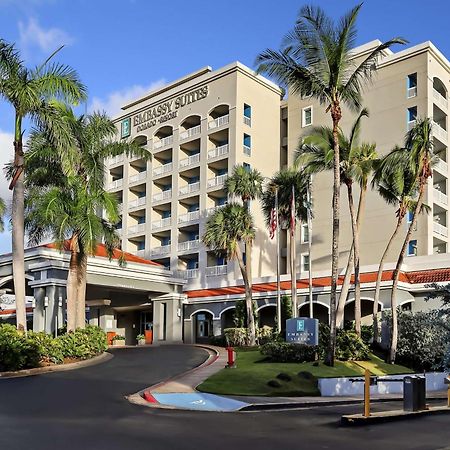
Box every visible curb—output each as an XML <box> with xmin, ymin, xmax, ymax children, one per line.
<box><xmin>0</xmin><ymin>352</ymin><xmax>113</xmax><ymax>379</ymax></box>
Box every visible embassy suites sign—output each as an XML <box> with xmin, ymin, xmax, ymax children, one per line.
<box><xmin>129</xmin><ymin>85</ymin><xmax>209</xmax><ymax>134</ymax></box>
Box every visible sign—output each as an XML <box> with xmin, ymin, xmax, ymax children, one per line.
<box><xmin>121</xmin><ymin>117</ymin><xmax>131</xmax><ymax>138</ymax></box>
<box><xmin>286</xmin><ymin>317</ymin><xmax>319</xmax><ymax>346</ymax></box>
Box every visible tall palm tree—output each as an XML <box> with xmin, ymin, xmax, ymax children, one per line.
<box><xmin>0</xmin><ymin>40</ymin><xmax>86</xmax><ymax>331</ymax></box>
<box><xmin>225</xmin><ymin>165</ymin><xmax>263</xmax><ymax>345</ymax></box>
<box><xmin>24</xmin><ymin>108</ymin><xmax>149</xmax><ymax>330</ymax></box>
<box><xmin>203</xmin><ymin>203</ymin><xmax>255</xmax><ymax>344</ymax></box>
<box><xmin>386</xmin><ymin>118</ymin><xmax>434</xmax><ymax>362</ymax></box>
<box><xmin>261</xmin><ymin>168</ymin><xmax>310</xmax><ymax>319</ymax></box>
<box><xmin>256</xmin><ymin>4</ymin><xmax>405</xmax><ymax>365</ymax></box>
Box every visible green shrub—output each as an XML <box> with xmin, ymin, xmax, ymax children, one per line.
<box><xmin>209</xmin><ymin>334</ymin><xmax>227</xmax><ymax>347</ymax></box>
<box><xmin>28</xmin><ymin>331</ymin><xmax>64</xmax><ymax>364</ymax></box>
<box><xmin>224</xmin><ymin>328</ymin><xmax>248</xmax><ymax>347</ymax></box>
<box><xmin>260</xmin><ymin>341</ymin><xmax>317</xmax><ymax>363</ymax></box>
<box><xmin>58</xmin><ymin>326</ymin><xmax>107</xmax><ymax>359</ymax></box>
<box><xmin>257</xmin><ymin>325</ymin><xmax>274</xmax><ymax>345</ymax></box>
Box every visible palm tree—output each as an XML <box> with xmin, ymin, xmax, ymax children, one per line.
<box><xmin>371</xmin><ymin>149</ymin><xmax>424</xmax><ymax>343</ymax></box>
<box><xmin>0</xmin><ymin>40</ymin><xmax>87</xmax><ymax>331</ymax></box>
<box><xmin>386</xmin><ymin>118</ymin><xmax>434</xmax><ymax>362</ymax></box>
<box><xmin>256</xmin><ymin>4</ymin><xmax>405</xmax><ymax>365</ymax></box>
<box><xmin>298</xmin><ymin>110</ymin><xmax>377</xmax><ymax>335</ymax></box>
<box><xmin>203</xmin><ymin>203</ymin><xmax>255</xmax><ymax>344</ymax></box>
<box><xmin>261</xmin><ymin>168</ymin><xmax>309</xmax><ymax>319</ymax></box>
<box><xmin>225</xmin><ymin>165</ymin><xmax>263</xmax><ymax>345</ymax></box>
<box><xmin>25</xmin><ymin>108</ymin><xmax>149</xmax><ymax>330</ymax></box>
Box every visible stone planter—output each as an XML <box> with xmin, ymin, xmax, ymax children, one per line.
<box><xmin>137</xmin><ymin>339</ymin><xmax>146</xmax><ymax>346</ymax></box>
<box><xmin>113</xmin><ymin>339</ymin><xmax>125</xmax><ymax>346</ymax></box>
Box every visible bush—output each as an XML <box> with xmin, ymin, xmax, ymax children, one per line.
<box><xmin>260</xmin><ymin>341</ymin><xmax>317</xmax><ymax>363</ymax></box>
<box><xmin>257</xmin><ymin>325</ymin><xmax>274</xmax><ymax>345</ymax></box>
<box><xmin>209</xmin><ymin>334</ymin><xmax>227</xmax><ymax>347</ymax></box>
<box><xmin>28</xmin><ymin>331</ymin><xmax>64</xmax><ymax>364</ymax></box>
<box><xmin>59</xmin><ymin>326</ymin><xmax>107</xmax><ymax>359</ymax></box>
<box><xmin>224</xmin><ymin>328</ymin><xmax>248</xmax><ymax>347</ymax></box>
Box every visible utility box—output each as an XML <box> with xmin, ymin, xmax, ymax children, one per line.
<box><xmin>403</xmin><ymin>376</ymin><xmax>426</xmax><ymax>412</ymax></box>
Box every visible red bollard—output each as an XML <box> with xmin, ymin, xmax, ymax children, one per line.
<box><xmin>226</xmin><ymin>346</ymin><xmax>235</xmax><ymax>368</ymax></box>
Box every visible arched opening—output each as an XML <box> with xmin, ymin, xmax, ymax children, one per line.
<box><xmin>180</xmin><ymin>115</ymin><xmax>201</xmax><ymax>141</ymax></box>
<box><xmin>433</xmin><ymin>77</ymin><xmax>447</xmax><ymax>99</ymax></box>
<box><xmin>208</xmin><ymin>105</ymin><xmax>230</xmax><ymax>130</ymax></box>
<box><xmin>153</xmin><ymin>126</ymin><xmax>173</xmax><ymax>150</ymax></box>
<box><xmin>133</xmin><ymin>135</ymin><xmax>148</xmax><ymax>147</ymax></box>
<box><xmin>298</xmin><ymin>302</ymin><xmax>329</xmax><ymax>323</ymax></box>
<box><xmin>193</xmin><ymin>310</ymin><xmax>213</xmax><ymax>343</ymax></box>
<box><xmin>258</xmin><ymin>304</ymin><xmax>276</xmax><ymax>328</ymax></box>
<box><xmin>220</xmin><ymin>307</ymin><xmax>235</xmax><ymax>331</ymax></box>
<box><xmin>344</xmin><ymin>298</ymin><xmax>381</xmax><ymax>324</ymax></box>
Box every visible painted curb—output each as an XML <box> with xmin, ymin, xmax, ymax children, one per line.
<box><xmin>0</xmin><ymin>352</ymin><xmax>113</xmax><ymax>379</ymax></box>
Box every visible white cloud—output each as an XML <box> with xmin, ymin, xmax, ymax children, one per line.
<box><xmin>89</xmin><ymin>80</ymin><xmax>166</xmax><ymax>117</ymax></box>
<box><xmin>18</xmin><ymin>17</ymin><xmax>74</xmax><ymax>55</ymax></box>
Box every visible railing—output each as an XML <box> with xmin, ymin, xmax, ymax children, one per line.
<box><xmin>207</xmin><ymin>174</ymin><xmax>228</xmax><ymax>189</ymax></box>
<box><xmin>205</xmin><ymin>265</ymin><xmax>227</xmax><ymax>277</ymax></box>
<box><xmin>178</xmin><ymin>210</ymin><xmax>200</xmax><ymax>224</ymax></box>
<box><xmin>151</xmin><ymin>217</ymin><xmax>171</xmax><ymax>230</ymax></box>
<box><xmin>178</xmin><ymin>239</ymin><xmax>200</xmax><ymax>252</ymax></box>
<box><xmin>207</xmin><ymin>144</ymin><xmax>229</xmax><ymax>160</ymax></box>
<box><xmin>128</xmin><ymin>197</ymin><xmax>146</xmax><ymax>209</ymax></box>
<box><xmin>243</xmin><ymin>116</ymin><xmax>251</xmax><ymax>127</ymax></box>
<box><xmin>208</xmin><ymin>114</ymin><xmax>229</xmax><ymax>130</ymax></box>
<box><xmin>129</xmin><ymin>171</ymin><xmax>147</xmax><ymax>184</ymax></box>
<box><xmin>433</xmin><ymin>121</ymin><xmax>448</xmax><ymax>142</ymax></box>
<box><xmin>136</xmin><ymin>249</ymin><xmax>146</xmax><ymax>258</ymax></box>
<box><xmin>433</xmin><ymin>88</ymin><xmax>448</xmax><ymax>110</ymax></box>
<box><xmin>407</xmin><ymin>120</ymin><xmax>416</xmax><ymax>131</ymax></box>
<box><xmin>433</xmin><ymin>221</ymin><xmax>448</xmax><ymax>238</ymax></box>
<box><xmin>118</xmin><ymin>203</ymin><xmax>123</xmax><ymax>213</ymax></box>
<box><xmin>128</xmin><ymin>223</ymin><xmax>146</xmax><ymax>235</ymax></box>
<box><xmin>433</xmin><ymin>188</ymin><xmax>448</xmax><ymax>205</ymax></box>
<box><xmin>109</xmin><ymin>178</ymin><xmax>123</xmax><ymax>190</ymax></box>
<box><xmin>175</xmin><ymin>269</ymin><xmax>199</xmax><ymax>279</ymax></box>
<box><xmin>152</xmin><ymin>189</ymin><xmax>172</xmax><ymax>203</ymax></box>
<box><xmin>206</xmin><ymin>204</ymin><xmax>226</xmax><ymax>215</ymax></box>
<box><xmin>179</xmin><ymin>182</ymin><xmax>200</xmax><ymax>196</ymax></box>
<box><xmin>152</xmin><ymin>162</ymin><xmax>173</xmax><ymax>177</ymax></box>
<box><xmin>435</xmin><ymin>158</ymin><xmax>448</xmax><ymax>174</ymax></box>
<box><xmin>243</xmin><ymin>145</ymin><xmax>251</xmax><ymax>156</ymax></box>
<box><xmin>109</xmin><ymin>154</ymin><xmax>124</xmax><ymax>165</ymax></box>
<box><xmin>150</xmin><ymin>244</ymin><xmax>171</xmax><ymax>257</ymax></box>
<box><xmin>179</xmin><ymin>153</ymin><xmax>200</xmax><ymax>169</ymax></box>
<box><xmin>153</xmin><ymin>135</ymin><xmax>173</xmax><ymax>150</ymax></box>
<box><xmin>407</xmin><ymin>86</ymin><xmax>417</xmax><ymax>98</ymax></box>
<box><xmin>179</xmin><ymin>125</ymin><xmax>201</xmax><ymax>140</ymax></box>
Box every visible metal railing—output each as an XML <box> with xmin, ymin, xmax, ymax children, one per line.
<box><xmin>150</xmin><ymin>244</ymin><xmax>171</xmax><ymax>257</ymax></box>
<box><xmin>433</xmin><ymin>88</ymin><xmax>448</xmax><ymax>110</ymax></box>
<box><xmin>152</xmin><ymin>189</ymin><xmax>172</xmax><ymax>203</ymax></box>
<box><xmin>178</xmin><ymin>239</ymin><xmax>200</xmax><ymax>252</ymax></box>
<box><xmin>128</xmin><ymin>197</ymin><xmax>146</xmax><ymax>209</ymax></box>
<box><xmin>205</xmin><ymin>265</ymin><xmax>227</xmax><ymax>277</ymax></box>
<box><xmin>151</xmin><ymin>217</ymin><xmax>171</xmax><ymax>230</ymax></box>
<box><xmin>152</xmin><ymin>162</ymin><xmax>173</xmax><ymax>177</ymax></box>
<box><xmin>207</xmin><ymin>144</ymin><xmax>229</xmax><ymax>160</ymax></box>
<box><xmin>180</xmin><ymin>125</ymin><xmax>201</xmax><ymax>141</ymax></box>
<box><xmin>178</xmin><ymin>210</ymin><xmax>200</xmax><ymax>224</ymax></box>
<box><xmin>179</xmin><ymin>153</ymin><xmax>200</xmax><ymax>168</ymax></box>
<box><xmin>433</xmin><ymin>188</ymin><xmax>448</xmax><ymax>205</ymax></box>
<box><xmin>153</xmin><ymin>135</ymin><xmax>173</xmax><ymax>150</ymax></box>
<box><xmin>179</xmin><ymin>182</ymin><xmax>200</xmax><ymax>196</ymax></box>
<box><xmin>128</xmin><ymin>223</ymin><xmax>146</xmax><ymax>235</ymax></box>
<box><xmin>433</xmin><ymin>221</ymin><xmax>448</xmax><ymax>237</ymax></box>
<box><xmin>207</xmin><ymin>174</ymin><xmax>228</xmax><ymax>189</ymax></box>
<box><xmin>129</xmin><ymin>171</ymin><xmax>147</xmax><ymax>184</ymax></box>
<box><xmin>208</xmin><ymin>114</ymin><xmax>229</xmax><ymax>130</ymax></box>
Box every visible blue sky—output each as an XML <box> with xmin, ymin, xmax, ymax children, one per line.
<box><xmin>0</xmin><ymin>0</ymin><xmax>449</xmax><ymax>252</ymax></box>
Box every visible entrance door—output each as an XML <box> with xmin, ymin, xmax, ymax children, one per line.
<box><xmin>195</xmin><ymin>312</ymin><xmax>213</xmax><ymax>343</ymax></box>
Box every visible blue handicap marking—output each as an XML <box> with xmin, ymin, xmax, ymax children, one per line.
<box><xmin>152</xmin><ymin>393</ymin><xmax>249</xmax><ymax>411</ymax></box>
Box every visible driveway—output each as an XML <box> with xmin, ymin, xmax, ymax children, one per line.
<box><xmin>0</xmin><ymin>345</ymin><xmax>449</xmax><ymax>450</ymax></box>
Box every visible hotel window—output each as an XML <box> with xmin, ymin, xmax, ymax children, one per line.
<box><xmin>302</xmin><ymin>106</ymin><xmax>313</xmax><ymax>127</ymax></box>
<box><xmin>162</xmin><ymin>236</ymin><xmax>171</xmax><ymax>246</ymax></box>
<box><xmin>407</xmin><ymin>106</ymin><xmax>417</xmax><ymax>127</ymax></box>
<box><xmin>244</xmin><ymin>104</ymin><xmax>252</xmax><ymax>126</ymax></box>
<box><xmin>187</xmin><ymin>260</ymin><xmax>199</xmax><ymax>270</ymax></box>
<box><xmin>137</xmin><ymin>216</ymin><xmax>145</xmax><ymax>224</ymax></box>
<box><xmin>137</xmin><ymin>241</ymin><xmax>145</xmax><ymax>251</ymax></box>
<box><xmin>243</xmin><ymin>162</ymin><xmax>251</xmax><ymax>172</ymax></box>
<box><xmin>407</xmin><ymin>73</ymin><xmax>417</xmax><ymax>98</ymax></box>
<box><xmin>162</xmin><ymin>210</ymin><xmax>171</xmax><ymax>219</ymax></box>
<box><xmin>301</xmin><ymin>223</ymin><xmax>309</xmax><ymax>243</ymax></box>
<box><xmin>407</xmin><ymin>239</ymin><xmax>417</xmax><ymax>257</ymax></box>
<box><xmin>301</xmin><ymin>254</ymin><xmax>310</xmax><ymax>272</ymax></box>
<box><xmin>407</xmin><ymin>210</ymin><xmax>414</xmax><ymax>223</ymax></box>
<box><xmin>243</xmin><ymin>134</ymin><xmax>251</xmax><ymax>155</ymax></box>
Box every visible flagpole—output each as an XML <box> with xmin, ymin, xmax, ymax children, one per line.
<box><xmin>291</xmin><ymin>184</ymin><xmax>297</xmax><ymax>318</ymax></box>
<box><xmin>307</xmin><ymin>175</ymin><xmax>313</xmax><ymax>319</ymax></box>
<box><xmin>275</xmin><ymin>187</ymin><xmax>281</xmax><ymax>333</ymax></box>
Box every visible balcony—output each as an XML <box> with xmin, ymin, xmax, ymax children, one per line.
<box><xmin>433</xmin><ymin>188</ymin><xmax>448</xmax><ymax>205</ymax></box>
<box><xmin>118</xmin><ymin>203</ymin><xmax>123</xmax><ymax>213</ymax></box>
<box><xmin>433</xmin><ymin>221</ymin><xmax>448</xmax><ymax>238</ymax></box>
<box><xmin>109</xmin><ymin>179</ymin><xmax>123</xmax><ymax>190</ymax></box>
<box><xmin>243</xmin><ymin>145</ymin><xmax>251</xmax><ymax>156</ymax></box>
<box><xmin>128</xmin><ymin>223</ymin><xmax>146</xmax><ymax>235</ymax></box>
<box><xmin>179</xmin><ymin>182</ymin><xmax>200</xmax><ymax>196</ymax></box>
<box><xmin>151</xmin><ymin>217</ymin><xmax>171</xmax><ymax>230</ymax></box>
<box><xmin>433</xmin><ymin>88</ymin><xmax>448</xmax><ymax>110</ymax></box>
<box><xmin>178</xmin><ymin>210</ymin><xmax>200</xmax><ymax>224</ymax></box>
<box><xmin>129</xmin><ymin>171</ymin><xmax>147</xmax><ymax>185</ymax></box>
<box><xmin>206</xmin><ymin>204</ymin><xmax>226</xmax><ymax>215</ymax></box>
<box><xmin>208</xmin><ymin>114</ymin><xmax>229</xmax><ymax>130</ymax></box>
<box><xmin>180</xmin><ymin>125</ymin><xmax>201</xmax><ymax>141</ymax></box>
<box><xmin>153</xmin><ymin>135</ymin><xmax>173</xmax><ymax>151</ymax></box>
<box><xmin>152</xmin><ymin>162</ymin><xmax>173</xmax><ymax>178</ymax></box>
<box><xmin>205</xmin><ymin>265</ymin><xmax>227</xmax><ymax>277</ymax></box>
<box><xmin>433</xmin><ymin>121</ymin><xmax>448</xmax><ymax>143</ymax></box>
<box><xmin>152</xmin><ymin>189</ymin><xmax>172</xmax><ymax>203</ymax></box>
<box><xmin>179</xmin><ymin>153</ymin><xmax>200</xmax><ymax>169</ymax></box>
<box><xmin>178</xmin><ymin>239</ymin><xmax>200</xmax><ymax>252</ymax></box>
<box><xmin>207</xmin><ymin>144</ymin><xmax>229</xmax><ymax>160</ymax></box>
<box><xmin>109</xmin><ymin>154</ymin><xmax>124</xmax><ymax>166</ymax></box>
<box><xmin>175</xmin><ymin>268</ymin><xmax>199</xmax><ymax>280</ymax></box>
<box><xmin>435</xmin><ymin>158</ymin><xmax>448</xmax><ymax>174</ymax></box>
<box><xmin>128</xmin><ymin>197</ymin><xmax>146</xmax><ymax>210</ymax></box>
<box><xmin>243</xmin><ymin>116</ymin><xmax>251</xmax><ymax>127</ymax></box>
<box><xmin>150</xmin><ymin>244</ymin><xmax>171</xmax><ymax>257</ymax></box>
<box><xmin>207</xmin><ymin>174</ymin><xmax>228</xmax><ymax>189</ymax></box>
<box><xmin>136</xmin><ymin>249</ymin><xmax>146</xmax><ymax>258</ymax></box>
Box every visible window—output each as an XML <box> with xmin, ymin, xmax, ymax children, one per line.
<box><xmin>407</xmin><ymin>239</ymin><xmax>417</xmax><ymax>256</ymax></box>
<box><xmin>407</xmin><ymin>73</ymin><xmax>417</xmax><ymax>98</ymax></box>
<box><xmin>137</xmin><ymin>241</ymin><xmax>145</xmax><ymax>251</ymax></box>
<box><xmin>407</xmin><ymin>210</ymin><xmax>414</xmax><ymax>223</ymax></box>
<box><xmin>244</xmin><ymin>104</ymin><xmax>252</xmax><ymax>118</ymax></box>
<box><xmin>302</xmin><ymin>254</ymin><xmax>310</xmax><ymax>272</ymax></box>
<box><xmin>188</xmin><ymin>204</ymin><xmax>199</xmax><ymax>212</ymax></box>
<box><xmin>162</xmin><ymin>237</ymin><xmax>171</xmax><ymax>246</ymax></box>
<box><xmin>162</xmin><ymin>210</ymin><xmax>171</xmax><ymax>219</ymax></box>
<box><xmin>243</xmin><ymin>162</ymin><xmax>251</xmax><ymax>172</ymax></box>
<box><xmin>187</xmin><ymin>260</ymin><xmax>199</xmax><ymax>270</ymax></box>
<box><xmin>217</xmin><ymin>168</ymin><xmax>227</xmax><ymax>176</ymax></box>
<box><xmin>301</xmin><ymin>223</ymin><xmax>309</xmax><ymax>243</ymax></box>
<box><xmin>189</xmin><ymin>176</ymin><xmax>199</xmax><ymax>184</ymax></box>
<box><xmin>302</xmin><ymin>106</ymin><xmax>313</xmax><ymax>127</ymax></box>
<box><xmin>217</xmin><ymin>197</ymin><xmax>227</xmax><ymax>206</ymax></box>
<box><xmin>407</xmin><ymin>106</ymin><xmax>417</xmax><ymax>123</ymax></box>
<box><xmin>243</xmin><ymin>134</ymin><xmax>251</xmax><ymax>156</ymax></box>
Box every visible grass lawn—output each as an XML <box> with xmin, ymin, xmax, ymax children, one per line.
<box><xmin>197</xmin><ymin>348</ymin><xmax>413</xmax><ymax>397</ymax></box>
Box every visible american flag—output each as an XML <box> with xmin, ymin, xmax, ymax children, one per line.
<box><xmin>269</xmin><ymin>207</ymin><xmax>277</xmax><ymax>239</ymax></box>
<box><xmin>290</xmin><ymin>186</ymin><xmax>296</xmax><ymax>236</ymax></box>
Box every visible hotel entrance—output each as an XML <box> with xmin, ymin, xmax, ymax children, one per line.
<box><xmin>194</xmin><ymin>311</ymin><xmax>213</xmax><ymax>343</ymax></box>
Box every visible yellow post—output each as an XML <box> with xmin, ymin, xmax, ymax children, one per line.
<box><xmin>447</xmin><ymin>386</ymin><xmax>450</xmax><ymax>408</ymax></box>
<box><xmin>364</xmin><ymin>369</ymin><xmax>370</xmax><ymax>417</ymax></box>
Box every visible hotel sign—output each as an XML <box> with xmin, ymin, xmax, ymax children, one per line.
<box><xmin>286</xmin><ymin>317</ymin><xmax>319</xmax><ymax>346</ymax></box>
<box><xmin>133</xmin><ymin>85</ymin><xmax>209</xmax><ymax>133</ymax></box>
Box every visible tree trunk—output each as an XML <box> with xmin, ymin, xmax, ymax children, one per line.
<box><xmin>389</xmin><ymin>185</ymin><xmax>425</xmax><ymax>363</ymax></box>
<box><xmin>290</xmin><ymin>228</ymin><xmax>297</xmax><ymax>317</ymax></box>
<box><xmin>12</xmin><ymin>115</ymin><xmax>26</xmax><ymax>332</ymax></box>
<box><xmin>325</xmin><ymin>104</ymin><xmax>341</xmax><ymax>367</ymax></box>
<box><xmin>66</xmin><ymin>249</ymin><xmax>79</xmax><ymax>332</ymax></box>
<box><xmin>75</xmin><ymin>254</ymin><xmax>87</xmax><ymax>329</ymax></box>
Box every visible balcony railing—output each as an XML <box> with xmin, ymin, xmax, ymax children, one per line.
<box><xmin>152</xmin><ymin>162</ymin><xmax>173</xmax><ymax>177</ymax></box>
<box><xmin>433</xmin><ymin>88</ymin><xmax>448</xmax><ymax>110</ymax></box>
<box><xmin>433</xmin><ymin>188</ymin><xmax>448</xmax><ymax>205</ymax></box>
<box><xmin>208</xmin><ymin>114</ymin><xmax>229</xmax><ymax>130</ymax></box>
<box><xmin>207</xmin><ymin>144</ymin><xmax>229</xmax><ymax>160</ymax></box>
<box><xmin>178</xmin><ymin>239</ymin><xmax>200</xmax><ymax>252</ymax></box>
<box><xmin>118</xmin><ymin>203</ymin><xmax>123</xmax><ymax>213</ymax></box>
<box><xmin>205</xmin><ymin>265</ymin><xmax>227</xmax><ymax>277</ymax></box>
<box><xmin>207</xmin><ymin>174</ymin><xmax>228</xmax><ymax>189</ymax></box>
<box><xmin>433</xmin><ymin>221</ymin><xmax>448</xmax><ymax>238</ymax></box>
<box><xmin>128</xmin><ymin>197</ymin><xmax>146</xmax><ymax>209</ymax></box>
<box><xmin>109</xmin><ymin>178</ymin><xmax>123</xmax><ymax>190</ymax></box>
<box><xmin>243</xmin><ymin>145</ymin><xmax>251</xmax><ymax>156</ymax></box>
<box><xmin>153</xmin><ymin>135</ymin><xmax>173</xmax><ymax>150</ymax></box>
<box><xmin>136</xmin><ymin>249</ymin><xmax>146</xmax><ymax>258</ymax></box>
<box><xmin>179</xmin><ymin>182</ymin><xmax>200</xmax><ymax>196</ymax></box>
<box><xmin>435</xmin><ymin>158</ymin><xmax>448</xmax><ymax>174</ymax></box>
<box><xmin>129</xmin><ymin>171</ymin><xmax>147</xmax><ymax>185</ymax></box>
<box><xmin>175</xmin><ymin>268</ymin><xmax>199</xmax><ymax>279</ymax></box>
<box><xmin>206</xmin><ymin>204</ymin><xmax>226</xmax><ymax>215</ymax></box>
<box><xmin>243</xmin><ymin>116</ymin><xmax>251</xmax><ymax>127</ymax></box>
<box><xmin>407</xmin><ymin>86</ymin><xmax>417</xmax><ymax>98</ymax></box>
<box><xmin>433</xmin><ymin>121</ymin><xmax>448</xmax><ymax>143</ymax></box>
<box><xmin>179</xmin><ymin>125</ymin><xmax>201</xmax><ymax>141</ymax></box>
<box><xmin>150</xmin><ymin>244</ymin><xmax>171</xmax><ymax>257</ymax></box>
<box><xmin>179</xmin><ymin>153</ymin><xmax>200</xmax><ymax>169</ymax></box>
<box><xmin>152</xmin><ymin>189</ymin><xmax>172</xmax><ymax>203</ymax></box>
<box><xmin>178</xmin><ymin>210</ymin><xmax>200</xmax><ymax>224</ymax></box>
<box><xmin>151</xmin><ymin>217</ymin><xmax>171</xmax><ymax>230</ymax></box>
<box><xmin>109</xmin><ymin>154</ymin><xmax>124</xmax><ymax>165</ymax></box>
<box><xmin>128</xmin><ymin>223</ymin><xmax>146</xmax><ymax>235</ymax></box>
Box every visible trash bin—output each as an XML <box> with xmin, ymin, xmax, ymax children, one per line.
<box><xmin>403</xmin><ymin>376</ymin><xmax>426</xmax><ymax>411</ymax></box>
